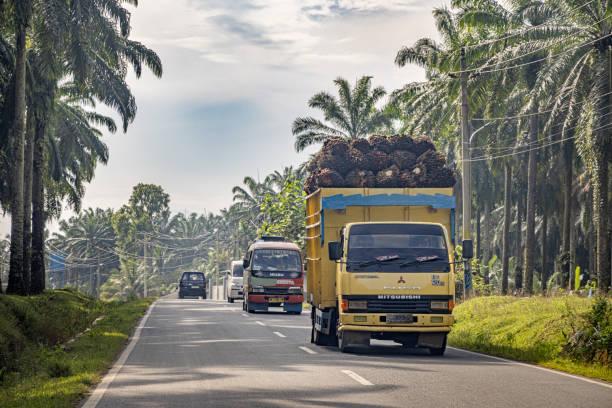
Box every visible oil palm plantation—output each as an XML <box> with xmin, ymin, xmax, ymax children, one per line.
<box><xmin>51</xmin><ymin>208</ymin><xmax>117</xmax><ymax>297</ymax></box>
<box><xmin>1</xmin><ymin>0</ymin><xmax>162</xmax><ymax>295</ymax></box>
<box><xmin>292</xmin><ymin>76</ymin><xmax>389</xmax><ymax>151</ymax></box>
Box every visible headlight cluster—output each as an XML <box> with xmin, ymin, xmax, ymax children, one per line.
<box><xmin>251</xmin><ymin>286</ymin><xmax>264</xmax><ymax>293</ymax></box>
<box><xmin>348</xmin><ymin>300</ymin><xmax>367</xmax><ymax>310</ymax></box>
<box><xmin>430</xmin><ymin>301</ymin><xmax>448</xmax><ymax>310</ymax></box>
<box><xmin>288</xmin><ymin>286</ymin><xmax>302</xmax><ymax>293</ymax></box>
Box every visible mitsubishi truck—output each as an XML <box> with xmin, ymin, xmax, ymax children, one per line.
<box><xmin>305</xmin><ymin>187</ymin><xmax>467</xmax><ymax>354</ymax></box>
<box><xmin>242</xmin><ymin>236</ymin><xmax>304</xmax><ymax>314</ymax></box>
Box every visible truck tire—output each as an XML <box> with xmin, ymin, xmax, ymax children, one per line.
<box><xmin>338</xmin><ymin>331</ymin><xmax>351</xmax><ymax>353</ymax></box>
<box><xmin>428</xmin><ymin>336</ymin><xmax>447</xmax><ymax>356</ymax></box>
<box><xmin>228</xmin><ymin>297</ymin><xmax>234</xmax><ymax>303</ymax></box>
<box><xmin>313</xmin><ymin>327</ymin><xmax>336</xmax><ymax>346</ymax></box>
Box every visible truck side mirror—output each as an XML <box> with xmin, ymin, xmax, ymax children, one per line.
<box><xmin>243</xmin><ymin>259</ymin><xmax>249</xmax><ymax>268</ymax></box>
<box><xmin>462</xmin><ymin>239</ymin><xmax>474</xmax><ymax>259</ymax></box>
<box><xmin>328</xmin><ymin>241</ymin><xmax>343</xmax><ymax>261</ymax></box>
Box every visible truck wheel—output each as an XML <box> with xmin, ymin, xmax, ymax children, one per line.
<box><xmin>429</xmin><ymin>337</ymin><xmax>447</xmax><ymax>356</ymax></box>
<box><xmin>228</xmin><ymin>297</ymin><xmax>234</xmax><ymax>303</ymax></box>
<box><xmin>313</xmin><ymin>327</ymin><xmax>336</xmax><ymax>346</ymax></box>
<box><xmin>338</xmin><ymin>332</ymin><xmax>351</xmax><ymax>353</ymax></box>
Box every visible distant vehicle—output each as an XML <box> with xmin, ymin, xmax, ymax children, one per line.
<box><xmin>243</xmin><ymin>236</ymin><xmax>304</xmax><ymax>314</ymax></box>
<box><xmin>178</xmin><ymin>271</ymin><xmax>207</xmax><ymax>299</ymax></box>
<box><xmin>226</xmin><ymin>261</ymin><xmax>244</xmax><ymax>303</ymax></box>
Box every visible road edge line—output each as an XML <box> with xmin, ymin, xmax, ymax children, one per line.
<box><xmin>448</xmin><ymin>347</ymin><xmax>612</xmax><ymax>389</ymax></box>
<box><xmin>81</xmin><ymin>300</ymin><xmax>158</xmax><ymax>408</ymax></box>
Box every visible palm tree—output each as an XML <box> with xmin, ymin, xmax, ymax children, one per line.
<box><xmin>6</xmin><ymin>0</ymin><xmax>32</xmax><ymax>295</ymax></box>
<box><xmin>231</xmin><ymin>176</ymin><xmax>272</xmax><ymax>226</ymax></box>
<box><xmin>52</xmin><ymin>208</ymin><xmax>117</xmax><ymax>297</ymax></box>
<box><xmin>292</xmin><ymin>76</ymin><xmax>389</xmax><ymax>151</ymax></box>
<box><xmin>265</xmin><ymin>166</ymin><xmax>305</xmax><ymax>191</ymax></box>
<box><xmin>524</xmin><ymin>0</ymin><xmax>612</xmax><ymax>292</ymax></box>
<box><xmin>26</xmin><ymin>0</ymin><xmax>162</xmax><ymax>294</ymax></box>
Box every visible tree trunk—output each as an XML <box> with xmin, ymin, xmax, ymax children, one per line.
<box><xmin>483</xmin><ymin>200</ymin><xmax>491</xmax><ymax>284</ymax></box>
<box><xmin>30</xmin><ymin>118</ymin><xmax>46</xmax><ymax>294</ymax></box>
<box><xmin>594</xmin><ymin>148</ymin><xmax>610</xmax><ymax>292</ymax></box>
<box><xmin>22</xmin><ymin>118</ymin><xmax>33</xmax><ymax>294</ymax></box>
<box><xmin>561</xmin><ymin>140</ymin><xmax>573</xmax><ymax>288</ymax></box>
<box><xmin>515</xmin><ymin>190</ymin><xmax>524</xmax><ymax>292</ymax></box>
<box><xmin>7</xmin><ymin>13</ymin><xmax>29</xmax><ymax>296</ymax></box>
<box><xmin>502</xmin><ymin>163</ymin><xmax>512</xmax><ymax>295</ymax></box>
<box><xmin>476</xmin><ymin>206</ymin><xmax>481</xmax><ymax>280</ymax></box>
<box><xmin>541</xmin><ymin>211</ymin><xmax>548</xmax><ymax>293</ymax></box>
<box><xmin>523</xmin><ymin>112</ymin><xmax>538</xmax><ymax>295</ymax></box>
<box><xmin>454</xmin><ymin>176</ymin><xmax>462</xmax><ymax>245</ymax></box>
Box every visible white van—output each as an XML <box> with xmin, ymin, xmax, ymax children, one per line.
<box><xmin>226</xmin><ymin>260</ymin><xmax>244</xmax><ymax>303</ymax></box>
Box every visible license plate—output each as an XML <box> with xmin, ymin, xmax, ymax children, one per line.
<box><xmin>191</xmin><ymin>285</ymin><xmax>200</xmax><ymax>289</ymax></box>
<box><xmin>268</xmin><ymin>297</ymin><xmax>284</xmax><ymax>303</ymax></box>
<box><xmin>386</xmin><ymin>314</ymin><xmax>414</xmax><ymax>323</ymax></box>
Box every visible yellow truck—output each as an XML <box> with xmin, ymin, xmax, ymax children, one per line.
<box><xmin>305</xmin><ymin>187</ymin><xmax>461</xmax><ymax>354</ymax></box>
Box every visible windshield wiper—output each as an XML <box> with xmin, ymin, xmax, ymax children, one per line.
<box><xmin>353</xmin><ymin>255</ymin><xmax>409</xmax><ymax>268</ymax></box>
<box><xmin>399</xmin><ymin>256</ymin><xmax>442</xmax><ymax>268</ymax></box>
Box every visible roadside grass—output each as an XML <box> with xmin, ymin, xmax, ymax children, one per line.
<box><xmin>449</xmin><ymin>296</ymin><xmax>611</xmax><ymax>382</ymax></box>
<box><xmin>0</xmin><ymin>289</ymin><xmax>152</xmax><ymax>408</ymax></box>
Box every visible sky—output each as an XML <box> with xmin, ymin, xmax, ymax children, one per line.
<box><xmin>2</xmin><ymin>0</ymin><xmax>444</xmax><ymax>234</ymax></box>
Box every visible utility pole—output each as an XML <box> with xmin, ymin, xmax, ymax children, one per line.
<box><xmin>460</xmin><ymin>47</ymin><xmax>473</xmax><ymax>298</ymax></box>
<box><xmin>143</xmin><ymin>234</ymin><xmax>148</xmax><ymax>298</ymax></box>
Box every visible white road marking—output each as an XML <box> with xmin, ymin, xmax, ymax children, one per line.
<box><xmin>449</xmin><ymin>347</ymin><xmax>612</xmax><ymax>390</ymax></box>
<box><xmin>241</xmin><ymin>313</ymin><xmax>249</xmax><ymax>318</ymax></box>
<box><xmin>255</xmin><ymin>321</ymin><xmax>266</xmax><ymax>326</ymax></box>
<box><xmin>341</xmin><ymin>370</ymin><xmax>373</xmax><ymax>386</ymax></box>
<box><xmin>273</xmin><ymin>331</ymin><xmax>286</xmax><ymax>338</ymax></box>
<box><xmin>82</xmin><ymin>300</ymin><xmax>157</xmax><ymax>408</ymax></box>
<box><xmin>299</xmin><ymin>346</ymin><xmax>317</xmax><ymax>355</ymax></box>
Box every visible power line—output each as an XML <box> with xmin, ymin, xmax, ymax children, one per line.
<box><xmin>469</xmin><ymin>105</ymin><xmax>612</xmax><ymax>153</ymax></box>
<box><xmin>471</xmin><ymin>90</ymin><xmax>612</xmax><ymax>122</ymax></box>
<box><xmin>461</xmin><ymin>121</ymin><xmax>612</xmax><ymax>163</ymax></box>
<box><xmin>462</xmin><ymin>0</ymin><xmax>597</xmax><ymax>50</ymax></box>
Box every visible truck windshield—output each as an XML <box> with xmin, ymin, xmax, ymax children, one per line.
<box><xmin>347</xmin><ymin>224</ymin><xmax>449</xmax><ymax>272</ymax></box>
<box><xmin>232</xmin><ymin>263</ymin><xmax>244</xmax><ymax>277</ymax></box>
<box><xmin>252</xmin><ymin>249</ymin><xmax>302</xmax><ymax>277</ymax></box>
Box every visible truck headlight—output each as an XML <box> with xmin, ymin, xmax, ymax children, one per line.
<box><xmin>251</xmin><ymin>286</ymin><xmax>264</xmax><ymax>293</ymax></box>
<box><xmin>288</xmin><ymin>286</ymin><xmax>302</xmax><ymax>293</ymax></box>
<box><xmin>431</xmin><ymin>301</ymin><xmax>449</xmax><ymax>310</ymax></box>
<box><xmin>349</xmin><ymin>300</ymin><xmax>367</xmax><ymax>310</ymax></box>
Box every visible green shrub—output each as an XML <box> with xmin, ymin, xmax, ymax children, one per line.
<box><xmin>563</xmin><ymin>297</ymin><xmax>611</xmax><ymax>366</ymax></box>
<box><xmin>47</xmin><ymin>359</ymin><xmax>73</xmax><ymax>378</ymax></box>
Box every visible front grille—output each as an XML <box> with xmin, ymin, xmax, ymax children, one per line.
<box><xmin>365</xmin><ymin>299</ymin><xmax>431</xmax><ymax>313</ymax></box>
<box><xmin>345</xmin><ymin>295</ymin><xmax>452</xmax><ymax>314</ymax></box>
<box><xmin>262</xmin><ymin>287</ymin><xmax>290</xmax><ymax>295</ymax></box>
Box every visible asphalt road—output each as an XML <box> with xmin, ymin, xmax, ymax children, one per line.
<box><xmin>83</xmin><ymin>298</ymin><xmax>611</xmax><ymax>408</ymax></box>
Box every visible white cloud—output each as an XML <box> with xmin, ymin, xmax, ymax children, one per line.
<box><xmin>1</xmin><ymin>1</ymin><xmax>444</xmax><ymax>235</ymax></box>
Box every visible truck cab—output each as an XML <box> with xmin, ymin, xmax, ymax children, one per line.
<box><xmin>242</xmin><ymin>236</ymin><xmax>304</xmax><ymax>314</ymax></box>
<box><xmin>306</xmin><ymin>187</ymin><xmax>460</xmax><ymax>354</ymax></box>
<box><xmin>329</xmin><ymin>222</ymin><xmax>454</xmax><ymax>353</ymax></box>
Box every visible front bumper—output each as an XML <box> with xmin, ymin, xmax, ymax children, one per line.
<box><xmin>229</xmin><ymin>288</ymin><xmax>243</xmax><ymax>298</ymax></box>
<box><xmin>248</xmin><ymin>294</ymin><xmax>304</xmax><ymax>304</ymax></box>
<box><xmin>339</xmin><ymin>313</ymin><xmax>454</xmax><ymax>330</ymax></box>
<box><xmin>179</xmin><ymin>286</ymin><xmax>206</xmax><ymax>297</ymax></box>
